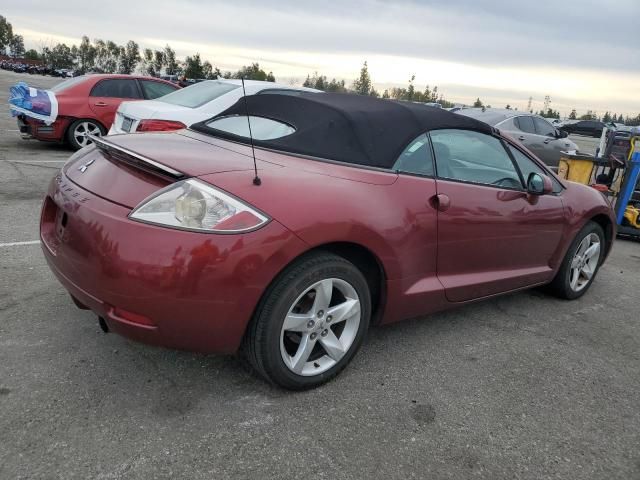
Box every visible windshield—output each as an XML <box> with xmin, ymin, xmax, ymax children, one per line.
<box><xmin>50</xmin><ymin>76</ymin><xmax>87</xmax><ymax>93</ymax></box>
<box><xmin>159</xmin><ymin>81</ymin><xmax>239</xmax><ymax>108</ymax></box>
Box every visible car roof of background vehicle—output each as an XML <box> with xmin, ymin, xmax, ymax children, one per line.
<box><xmin>50</xmin><ymin>74</ymin><xmax>174</xmax><ymax>93</ymax></box>
<box><xmin>456</xmin><ymin>108</ymin><xmax>539</xmax><ymax>126</ymax></box>
<box><xmin>191</xmin><ymin>92</ymin><xmax>494</xmax><ymax>169</ymax></box>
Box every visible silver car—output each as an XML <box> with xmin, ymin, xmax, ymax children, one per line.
<box><xmin>457</xmin><ymin>109</ymin><xmax>578</xmax><ymax>167</ymax></box>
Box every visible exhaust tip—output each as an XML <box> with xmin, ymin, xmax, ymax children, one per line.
<box><xmin>98</xmin><ymin>317</ymin><xmax>109</xmax><ymax>333</ymax></box>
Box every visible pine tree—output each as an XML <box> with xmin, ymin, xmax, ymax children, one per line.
<box><xmin>352</xmin><ymin>61</ymin><xmax>373</xmax><ymax>95</ymax></box>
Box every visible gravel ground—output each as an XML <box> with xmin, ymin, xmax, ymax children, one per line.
<box><xmin>0</xmin><ymin>69</ymin><xmax>639</xmax><ymax>480</ymax></box>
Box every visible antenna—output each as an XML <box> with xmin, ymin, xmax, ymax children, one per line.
<box><xmin>241</xmin><ymin>77</ymin><xmax>261</xmax><ymax>186</ymax></box>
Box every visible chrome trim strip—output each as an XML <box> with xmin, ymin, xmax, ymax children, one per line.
<box><xmin>88</xmin><ymin>135</ymin><xmax>184</xmax><ymax>178</ymax></box>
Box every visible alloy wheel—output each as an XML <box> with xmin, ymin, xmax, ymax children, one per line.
<box><xmin>569</xmin><ymin>233</ymin><xmax>601</xmax><ymax>292</ymax></box>
<box><xmin>280</xmin><ymin>278</ymin><xmax>361</xmax><ymax>376</ymax></box>
<box><xmin>73</xmin><ymin>121</ymin><xmax>102</xmax><ymax>147</ymax></box>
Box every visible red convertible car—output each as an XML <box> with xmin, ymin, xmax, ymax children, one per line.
<box><xmin>18</xmin><ymin>74</ymin><xmax>178</xmax><ymax>150</ymax></box>
<box><xmin>40</xmin><ymin>93</ymin><xmax>615</xmax><ymax>389</ymax></box>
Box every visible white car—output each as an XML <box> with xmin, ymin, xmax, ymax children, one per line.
<box><xmin>108</xmin><ymin>79</ymin><xmax>320</xmax><ymax>134</ymax></box>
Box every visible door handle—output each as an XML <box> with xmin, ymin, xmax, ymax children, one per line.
<box><xmin>431</xmin><ymin>193</ymin><xmax>451</xmax><ymax>212</ymax></box>
<box><xmin>544</xmin><ymin>138</ymin><xmax>552</xmax><ymax>144</ymax></box>
<box><xmin>94</xmin><ymin>102</ymin><xmax>108</xmax><ymax>107</ymax></box>
<box><xmin>518</xmin><ymin>135</ymin><xmax>526</xmax><ymax>141</ymax></box>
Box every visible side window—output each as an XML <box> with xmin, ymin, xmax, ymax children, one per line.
<box><xmin>392</xmin><ymin>134</ymin><xmax>434</xmax><ymax>176</ymax></box>
<box><xmin>507</xmin><ymin>144</ymin><xmax>562</xmax><ymax>193</ymax></box>
<box><xmin>140</xmin><ymin>80</ymin><xmax>177</xmax><ymax>99</ymax></box>
<box><xmin>90</xmin><ymin>79</ymin><xmax>140</xmax><ymax>99</ymax></box>
<box><xmin>534</xmin><ymin>117</ymin><xmax>555</xmax><ymax>137</ymax></box>
<box><xmin>430</xmin><ymin>129</ymin><xmax>521</xmax><ymax>189</ymax></box>
<box><xmin>515</xmin><ymin>116</ymin><xmax>536</xmax><ymax>134</ymax></box>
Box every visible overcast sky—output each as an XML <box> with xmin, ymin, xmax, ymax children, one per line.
<box><xmin>5</xmin><ymin>0</ymin><xmax>640</xmax><ymax>116</ymax></box>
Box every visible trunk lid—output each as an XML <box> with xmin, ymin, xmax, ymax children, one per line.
<box><xmin>113</xmin><ymin>100</ymin><xmax>188</xmax><ymax>133</ymax></box>
<box><xmin>64</xmin><ymin>131</ymin><xmax>276</xmax><ymax>208</ymax></box>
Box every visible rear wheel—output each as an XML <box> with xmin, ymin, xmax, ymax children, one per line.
<box><xmin>243</xmin><ymin>252</ymin><xmax>371</xmax><ymax>390</ymax></box>
<box><xmin>547</xmin><ymin>221</ymin><xmax>604</xmax><ymax>299</ymax></box>
<box><xmin>67</xmin><ymin>119</ymin><xmax>105</xmax><ymax>150</ymax></box>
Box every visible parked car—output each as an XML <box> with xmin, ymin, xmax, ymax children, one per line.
<box><xmin>108</xmin><ymin>79</ymin><xmax>319</xmax><ymax>134</ymax></box>
<box><xmin>457</xmin><ymin>109</ymin><xmax>579</xmax><ymax>167</ymax></box>
<box><xmin>41</xmin><ymin>93</ymin><xmax>615</xmax><ymax>389</ymax></box>
<box><xmin>560</xmin><ymin>120</ymin><xmax>606</xmax><ymax>137</ymax></box>
<box><xmin>17</xmin><ymin>74</ymin><xmax>179</xmax><ymax>150</ymax></box>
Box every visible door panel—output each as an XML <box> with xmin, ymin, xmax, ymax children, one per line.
<box><xmin>89</xmin><ymin>79</ymin><xmax>141</xmax><ymax>129</ymax></box>
<box><xmin>435</xmin><ymin>180</ymin><xmax>565</xmax><ymax>301</ymax></box>
<box><xmin>429</xmin><ymin>128</ymin><xmax>566</xmax><ymax>303</ymax></box>
<box><xmin>512</xmin><ymin>116</ymin><xmax>545</xmax><ymax>159</ymax></box>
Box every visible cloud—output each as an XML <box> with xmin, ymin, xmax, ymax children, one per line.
<box><xmin>5</xmin><ymin>0</ymin><xmax>640</xmax><ymax>114</ymax></box>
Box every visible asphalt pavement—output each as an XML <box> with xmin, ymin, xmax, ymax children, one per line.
<box><xmin>0</xmin><ymin>69</ymin><xmax>639</xmax><ymax>480</ymax></box>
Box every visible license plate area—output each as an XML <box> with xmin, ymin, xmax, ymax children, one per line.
<box><xmin>121</xmin><ymin>116</ymin><xmax>133</xmax><ymax>132</ymax></box>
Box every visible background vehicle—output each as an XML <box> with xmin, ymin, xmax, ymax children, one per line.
<box><xmin>560</xmin><ymin>120</ymin><xmax>606</xmax><ymax>137</ymax></box>
<box><xmin>17</xmin><ymin>74</ymin><xmax>179</xmax><ymax>149</ymax></box>
<box><xmin>108</xmin><ymin>79</ymin><xmax>320</xmax><ymax>134</ymax></box>
<box><xmin>41</xmin><ymin>93</ymin><xmax>614</xmax><ymax>389</ymax></box>
<box><xmin>458</xmin><ymin>108</ymin><xmax>578</xmax><ymax>167</ymax></box>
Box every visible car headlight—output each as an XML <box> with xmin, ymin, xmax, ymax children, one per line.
<box><xmin>129</xmin><ymin>179</ymin><xmax>269</xmax><ymax>233</ymax></box>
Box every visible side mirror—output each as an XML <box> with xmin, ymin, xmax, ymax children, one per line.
<box><xmin>556</xmin><ymin>129</ymin><xmax>568</xmax><ymax>138</ymax></box>
<box><xmin>527</xmin><ymin>172</ymin><xmax>553</xmax><ymax>195</ymax></box>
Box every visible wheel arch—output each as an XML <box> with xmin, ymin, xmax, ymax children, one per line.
<box><xmin>245</xmin><ymin>240</ymin><xmax>388</xmax><ymax>346</ymax></box>
<box><xmin>589</xmin><ymin>213</ymin><xmax>614</xmax><ymax>259</ymax></box>
<box><xmin>310</xmin><ymin>242</ymin><xmax>387</xmax><ymax>325</ymax></box>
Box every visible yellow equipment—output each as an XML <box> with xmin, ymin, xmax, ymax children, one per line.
<box><xmin>557</xmin><ymin>154</ymin><xmax>596</xmax><ymax>185</ymax></box>
<box><xmin>623</xmin><ymin>205</ymin><xmax>640</xmax><ymax>228</ymax></box>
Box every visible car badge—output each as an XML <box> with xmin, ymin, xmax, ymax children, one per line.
<box><xmin>78</xmin><ymin>158</ymin><xmax>95</xmax><ymax>173</ymax></box>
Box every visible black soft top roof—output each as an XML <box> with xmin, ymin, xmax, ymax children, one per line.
<box><xmin>191</xmin><ymin>92</ymin><xmax>495</xmax><ymax>169</ymax></box>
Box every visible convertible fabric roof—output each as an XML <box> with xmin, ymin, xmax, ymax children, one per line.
<box><xmin>191</xmin><ymin>92</ymin><xmax>495</xmax><ymax>169</ymax></box>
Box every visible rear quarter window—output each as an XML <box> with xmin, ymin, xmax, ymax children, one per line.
<box><xmin>205</xmin><ymin>115</ymin><xmax>295</xmax><ymax>140</ymax></box>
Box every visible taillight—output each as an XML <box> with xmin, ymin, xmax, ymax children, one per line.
<box><xmin>136</xmin><ymin>119</ymin><xmax>186</xmax><ymax>132</ymax></box>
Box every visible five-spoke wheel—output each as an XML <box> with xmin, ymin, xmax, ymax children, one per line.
<box><xmin>548</xmin><ymin>221</ymin><xmax>605</xmax><ymax>299</ymax></box>
<box><xmin>569</xmin><ymin>233</ymin><xmax>601</xmax><ymax>292</ymax></box>
<box><xmin>280</xmin><ymin>278</ymin><xmax>361</xmax><ymax>376</ymax></box>
<box><xmin>244</xmin><ymin>252</ymin><xmax>371</xmax><ymax>390</ymax></box>
<box><xmin>67</xmin><ymin>119</ymin><xmax>105</xmax><ymax>150</ymax></box>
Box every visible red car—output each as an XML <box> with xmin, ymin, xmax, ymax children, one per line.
<box><xmin>18</xmin><ymin>74</ymin><xmax>178</xmax><ymax>150</ymax></box>
<box><xmin>40</xmin><ymin>93</ymin><xmax>615</xmax><ymax>389</ymax></box>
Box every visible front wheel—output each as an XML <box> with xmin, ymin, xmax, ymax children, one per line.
<box><xmin>547</xmin><ymin>221</ymin><xmax>605</xmax><ymax>299</ymax></box>
<box><xmin>243</xmin><ymin>252</ymin><xmax>371</xmax><ymax>390</ymax></box>
<box><xmin>67</xmin><ymin>119</ymin><xmax>105</xmax><ymax>150</ymax></box>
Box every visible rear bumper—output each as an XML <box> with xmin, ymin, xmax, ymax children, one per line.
<box><xmin>19</xmin><ymin>116</ymin><xmax>70</xmax><ymax>142</ymax></box>
<box><xmin>40</xmin><ymin>172</ymin><xmax>308</xmax><ymax>354</ymax></box>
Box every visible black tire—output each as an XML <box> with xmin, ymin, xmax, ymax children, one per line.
<box><xmin>547</xmin><ymin>221</ymin><xmax>605</xmax><ymax>299</ymax></box>
<box><xmin>243</xmin><ymin>252</ymin><xmax>371</xmax><ymax>390</ymax></box>
<box><xmin>66</xmin><ymin>119</ymin><xmax>105</xmax><ymax>150</ymax></box>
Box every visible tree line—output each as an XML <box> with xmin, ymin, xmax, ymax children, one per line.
<box><xmin>303</xmin><ymin>62</ymin><xmax>456</xmax><ymax>107</ymax></box>
<box><xmin>2</xmin><ymin>14</ymin><xmax>639</xmax><ymax>124</ymax></box>
<box><xmin>0</xmin><ymin>15</ymin><xmax>25</xmax><ymax>58</ymax></box>
<box><xmin>0</xmin><ymin>15</ymin><xmax>275</xmax><ymax>80</ymax></box>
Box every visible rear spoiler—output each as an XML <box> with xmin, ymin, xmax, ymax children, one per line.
<box><xmin>88</xmin><ymin>135</ymin><xmax>185</xmax><ymax>180</ymax></box>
